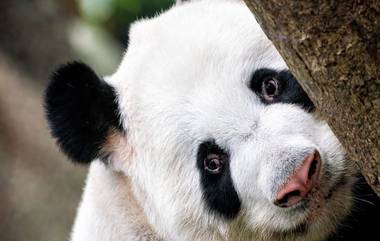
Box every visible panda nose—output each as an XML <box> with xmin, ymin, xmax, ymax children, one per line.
<box><xmin>274</xmin><ymin>151</ymin><xmax>321</xmax><ymax>208</ymax></box>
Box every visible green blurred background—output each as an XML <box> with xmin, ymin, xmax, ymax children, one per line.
<box><xmin>0</xmin><ymin>0</ymin><xmax>173</xmax><ymax>240</ymax></box>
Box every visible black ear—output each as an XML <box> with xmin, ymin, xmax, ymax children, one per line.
<box><xmin>44</xmin><ymin>62</ymin><xmax>122</xmax><ymax>163</ymax></box>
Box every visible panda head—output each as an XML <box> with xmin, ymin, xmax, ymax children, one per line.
<box><xmin>45</xmin><ymin>0</ymin><xmax>356</xmax><ymax>240</ymax></box>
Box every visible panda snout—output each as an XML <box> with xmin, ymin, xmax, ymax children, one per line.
<box><xmin>274</xmin><ymin>151</ymin><xmax>321</xmax><ymax>208</ymax></box>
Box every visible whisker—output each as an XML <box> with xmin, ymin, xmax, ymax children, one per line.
<box><xmin>352</xmin><ymin>197</ymin><xmax>375</xmax><ymax>206</ymax></box>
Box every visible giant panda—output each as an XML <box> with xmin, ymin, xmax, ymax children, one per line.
<box><xmin>44</xmin><ymin>0</ymin><xmax>380</xmax><ymax>240</ymax></box>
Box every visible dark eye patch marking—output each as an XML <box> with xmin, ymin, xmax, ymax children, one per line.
<box><xmin>196</xmin><ymin>140</ymin><xmax>241</xmax><ymax>219</ymax></box>
<box><xmin>250</xmin><ymin>68</ymin><xmax>315</xmax><ymax>112</ymax></box>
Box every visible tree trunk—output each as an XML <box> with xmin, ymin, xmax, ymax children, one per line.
<box><xmin>243</xmin><ymin>0</ymin><xmax>380</xmax><ymax>195</ymax></box>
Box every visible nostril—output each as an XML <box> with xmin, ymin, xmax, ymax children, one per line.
<box><xmin>285</xmin><ymin>190</ymin><xmax>301</xmax><ymax>198</ymax></box>
<box><xmin>308</xmin><ymin>159</ymin><xmax>318</xmax><ymax>179</ymax></box>
<box><xmin>307</xmin><ymin>151</ymin><xmax>320</xmax><ymax>180</ymax></box>
<box><xmin>275</xmin><ymin>190</ymin><xmax>301</xmax><ymax>205</ymax></box>
<box><xmin>274</xmin><ymin>190</ymin><xmax>302</xmax><ymax>207</ymax></box>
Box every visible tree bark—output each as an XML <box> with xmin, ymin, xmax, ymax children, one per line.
<box><xmin>243</xmin><ymin>0</ymin><xmax>380</xmax><ymax>195</ymax></box>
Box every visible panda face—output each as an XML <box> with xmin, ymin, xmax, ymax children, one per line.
<box><xmin>105</xmin><ymin>1</ymin><xmax>356</xmax><ymax>240</ymax></box>
<box><xmin>45</xmin><ymin>1</ymin><xmax>356</xmax><ymax>240</ymax></box>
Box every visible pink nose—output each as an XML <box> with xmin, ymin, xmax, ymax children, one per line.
<box><xmin>274</xmin><ymin>151</ymin><xmax>321</xmax><ymax>208</ymax></box>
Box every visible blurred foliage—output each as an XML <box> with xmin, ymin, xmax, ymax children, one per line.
<box><xmin>77</xmin><ymin>0</ymin><xmax>174</xmax><ymax>45</ymax></box>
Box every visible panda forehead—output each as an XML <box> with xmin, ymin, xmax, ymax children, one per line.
<box><xmin>111</xmin><ymin>0</ymin><xmax>288</xmax><ymax>131</ymax></box>
<box><xmin>114</xmin><ymin>0</ymin><xmax>287</xmax><ymax>85</ymax></box>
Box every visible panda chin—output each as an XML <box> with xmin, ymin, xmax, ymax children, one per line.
<box><xmin>277</xmin><ymin>222</ymin><xmax>309</xmax><ymax>236</ymax></box>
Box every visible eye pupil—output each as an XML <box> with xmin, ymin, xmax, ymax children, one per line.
<box><xmin>265</xmin><ymin>80</ymin><xmax>276</xmax><ymax>95</ymax></box>
<box><xmin>262</xmin><ymin>78</ymin><xmax>279</xmax><ymax>99</ymax></box>
<box><xmin>209</xmin><ymin>159</ymin><xmax>219</xmax><ymax>169</ymax></box>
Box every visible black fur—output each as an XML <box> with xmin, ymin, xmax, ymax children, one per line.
<box><xmin>196</xmin><ymin>140</ymin><xmax>241</xmax><ymax>219</ymax></box>
<box><xmin>327</xmin><ymin>174</ymin><xmax>380</xmax><ymax>241</ymax></box>
<box><xmin>44</xmin><ymin>62</ymin><xmax>122</xmax><ymax>163</ymax></box>
<box><xmin>250</xmin><ymin>68</ymin><xmax>315</xmax><ymax>112</ymax></box>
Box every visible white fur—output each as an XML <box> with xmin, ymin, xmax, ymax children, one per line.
<box><xmin>71</xmin><ymin>1</ymin><xmax>356</xmax><ymax>240</ymax></box>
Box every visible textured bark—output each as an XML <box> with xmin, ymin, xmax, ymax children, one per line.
<box><xmin>243</xmin><ymin>0</ymin><xmax>380</xmax><ymax>195</ymax></box>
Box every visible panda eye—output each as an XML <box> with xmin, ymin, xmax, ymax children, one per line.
<box><xmin>249</xmin><ymin>68</ymin><xmax>284</xmax><ymax>104</ymax></box>
<box><xmin>204</xmin><ymin>153</ymin><xmax>225</xmax><ymax>175</ymax></box>
<box><xmin>261</xmin><ymin>77</ymin><xmax>280</xmax><ymax>101</ymax></box>
<box><xmin>197</xmin><ymin>140</ymin><xmax>228</xmax><ymax>176</ymax></box>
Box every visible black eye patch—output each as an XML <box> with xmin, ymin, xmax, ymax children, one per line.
<box><xmin>196</xmin><ymin>140</ymin><xmax>241</xmax><ymax>219</ymax></box>
<box><xmin>249</xmin><ymin>68</ymin><xmax>315</xmax><ymax>112</ymax></box>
